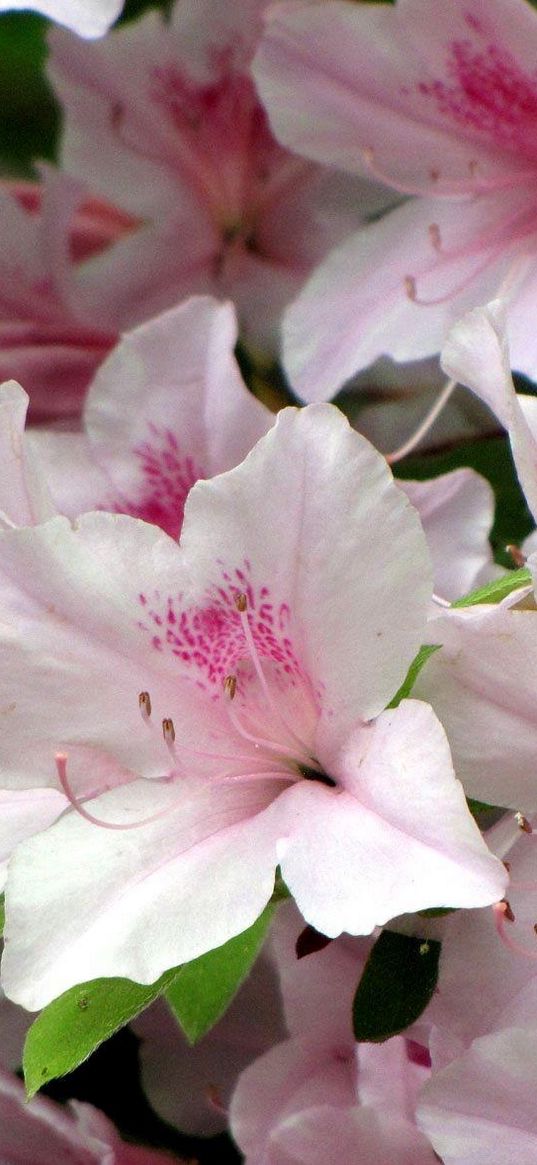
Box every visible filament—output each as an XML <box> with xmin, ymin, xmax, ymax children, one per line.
<box><xmin>386</xmin><ymin>378</ymin><xmax>457</xmax><ymax>463</ymax></box>
<box><xmin>56</xmin><ymin>753</ymin><xmax>181</xmax><ymax>832</ymax></box>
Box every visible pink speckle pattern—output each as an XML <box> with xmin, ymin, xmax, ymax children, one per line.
<box><xmin>418</xmin><ymin>38</ymin><xmax>537</xmax><ymax>155</ymax></box>
<box><xmin>121</xmin><ymin>423</ymin><xmax>203</xmax><ymax>540</ymax></box>
<box><xmin>138</xmin><ymin>561</ymin><xmax>306</xmax><ymax>696</ymax></box>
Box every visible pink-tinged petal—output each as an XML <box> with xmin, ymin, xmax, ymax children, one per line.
<box><xmin>269</xmin><ymin>901</ymin><xmax>372</xmax><ymax>1042</ymax></box>
<box><xmin>0</xmin><ymin>788</ymin><xmax>67</xmax><ymax>890</ymax></box>
<box><xmin>399</xmin><ymin>469</ymin><xmax>495</xmax><ymax>600</ymax></box>
<box><xmin>84</xmin><ymin>296</ymin><xmax>272</xmax><ymax>537</ymax></box>
<box><xmin>283</xmin><ymin>192</ymin><xmax>520</xmax><ymax>399</ymax></box>
<box><xmin>417</xmin><ymin>1028</ymin><xmax>537</xmax><ymax>1164</ymax></box>
<box><xmin>415</xmin><ymin>603</ymin><xmax>537</xmax><ymax>809</ymax></box>
<box><xmin>0</xmin><ymin>382</ymin><xmax>55</xmax><ymax>529</ymax></box>
<box><xmin>254</xmin><ymin>0</ymin><xmax>537</xmax><ymax>189</ymax></box>
<box><xmin>180</xmin><ymin>404</ymin><xmax>432</xmax><ymax>737</ymax></box>
<box><xmin>276</xmin><ymin>700</ymin><xmax>505</xmax><ymax>937</ymax></box>
<box><xmin>271</xmin><ymin>1105</ymin><xmax>437</xmax><ymax>1165</ymax></box>
<box><xmin>230</xmin><ymin>1034</ymin><xmax>357</xmax><ymax>1160</ymax></box>
<box><xmin>441</xmin><ymin>298</ymin><xmax>537</xmax><ymax>523</ymax></box>
<box><xmin>134</xmin><ymin>953</ymin><xmax>285</xmax><ymax>1136</ymax></box>
<box><xmin>0</xmin><ymin>1067</ymin><xmax>179</xmax><ymax>1163</ymax></box>
<box><xmin>2</xmin><ymin>0</ymin><xmax>123</xmax><ymax>37</ymax></box>
<box><xmin>47</xmin><ymin>5</ymin><xmax>373</xmax><ymax>357</ymax></box>
<box><xmin>2</xmin><ymin>776</ymin><xmax>279</xmax><ymax>1010</ymax></box>
<box><xmin>26</xmin><ymin>430</ymin><xmax>111</xmax><ymax>519</ymax></box>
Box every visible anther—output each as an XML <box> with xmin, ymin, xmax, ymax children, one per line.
<box><xmin>223</xmin><ymin>674</ymin><xmax>237</xmax><ymax>700</ymax></box>
<box><xmin>139</xmin><ymin>690</ymin><xmax>152</xmax><ymax>721</ymax></box>
<box><xmin>428</xmin><ymin>223</ymin><xmax>442</xmax><ymax>251</ymax></box>
<box><xmin>503</xmin><ymin>860</ymin><xmax>511</xmax><ymax>872</ymax></box>
<box><xmin>502</xmin><ymin>898</ymin><xmax>516</xmax><ymax>923</ymax></box>
<box><xmin>516</xmin><ymin>811</ymin><xmax>533</xmax><ymax>834</ymax></box>
<box><xmin>507</xmin><ymin>544</ymin><xmax>527</xmax><ymax>567</ymax></box>
<box><xmin>162</xmin><ymin>717</ymin><xmax>176</xmax><ymax>744</ymax></box>
<box><xmin>234</xmin><ymin>592</ymin><xmax>247</xmax><ymax>613</ymax></box>
<box><xmin>404</xmin><ymin>275</ymin><xmax>417</xmax><ymax>301</ymax></box>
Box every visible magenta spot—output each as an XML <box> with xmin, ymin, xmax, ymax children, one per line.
<box><xmin>418</xmin><ymin>39</ymin><xmax>537</xmax><ymax>155</ymax></box>
<box><xmin>137</xmin><ymin>561</ymin><xmax>306</xmax><ymax>694</ymax></box>
<box><xmin>119</xmin><ymin>423</ymin><xmax>203</xmax><ymax>539</ymax></box>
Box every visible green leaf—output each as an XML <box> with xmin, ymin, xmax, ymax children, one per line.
<box><xmin>23</xmin><ymin>966</ymin><xmax>180</xmax><ymax>1098</ymax></box>
<box><xmin>352</xmin><ymin>929</ymin><xmax>441</xmax><ymax>1042</ymax></box>
<box><xmin>166</xmin><ymin>902</ymin><xmax>276</xmax><ymax>1044</ymax></box>
<box><xmin>388</xmin><ymin>644</ymin><xmax>440</xmax><ymax>708</ymax></box>
<box><xmin>452</xmin><ymin>566</ymin><xmax>532</xmax><ymax>608</ymax></box>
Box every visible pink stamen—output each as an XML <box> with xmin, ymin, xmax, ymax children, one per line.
<box><xmin>139</xmin><ymin>690</ymin><xmax>152</xmax><ymax>723</ymax></box>
<box><xmin>386</xmin><ymin>378</ymin><xmax>457</xmax><ymax>464</ymax></box>
<box><xmin>55</xmin><ymin>753</ymin><xmax>181</xmax><ymax>832</ymax></box>
<box><xmin>233</xmin><ymin>593</ymin><xmax>314</xmax><ymax>762</ymax></box>
<box><xmin>360</xmin><ymin>146</ymin><xmax>531</xmax><ymax>198</ymax></box>
<box><xmin>493</xmin><ymin>899</ymin><xmax>537</xmax><ymax>961</ymax></box>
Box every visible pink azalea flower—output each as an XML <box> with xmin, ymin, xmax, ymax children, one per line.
<box><xmin>0</xmin><ymin>1067</ymin><xmax>179</xmax><ymax>1164</ymax></box>
<box><xmin>417</xmin><ymin>1018</ymin><xmax>537</xmax><ymax>1164</ymax></box>
<box><xmin>46</xmin><ymin>0</ymin><xmax>383</xmax><ymax>356</ymax></box>
<box><xmin>254</xmin><ymin>0</ymin><xmax>537</xmax><ymax>398</ymax></box>
<box><xmin>0</xmin><ymin>0</ymin><xmax>123</xmax><ymax>37</ymax></box>
<box><xmin>0</xmin><ymin>405</ymin><xmax>505</xmax><ymax>1010</ymax></box>
<box><xmin>0</xmin><ymin>174</ymin><xmax>122</xmax><ymax>424</ymax></box>
<box><xmin>230</xmin><ymin>905</ymin><xmax>435</xmax><ymax>1164</ymax></box>
<box><xmin>440</xmin><ymin>296</ymin><xmax>537</xmax><ymax>529</ymax></box>
<box><xmin>31</xmin><ymin>295</ymin><xmax>273</xmax><ymax>537</ymax></box>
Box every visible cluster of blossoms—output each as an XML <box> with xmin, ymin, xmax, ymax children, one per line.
<box><xmin>3</xmin><ymin>0</ymin><xmax>537</xmax><ymax>1160</ymax></box>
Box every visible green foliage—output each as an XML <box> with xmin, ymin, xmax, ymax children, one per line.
<box><xmin>353</xmin><ymin>929</ymin><xmax>441</xmax><ymax>1042</ymax></box>
<box><xmin>165</xmin><ymin>902</ymin><xmax>276</xmax><ymax>1044</ymax></box>
<box><xmin>388</xmin><ymin>643</ymin><xmax>440</xmax><ymax>707</ymax></box>
<box><xmin>23</xmin><ymin>967</ymin><xmax>181</xmax><ymax>1098</ymax></box>
<box><xmin>452</xmin><ymin>566</ymin><xmax>532</xmax><ymax>608</ymax></box>
<box><xmin>23</xmin><ymin>902</ymin><xmax>277</xmax><ymax>1094</ymax></box>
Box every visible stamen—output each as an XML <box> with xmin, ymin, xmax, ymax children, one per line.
<box><xmin>232</xmin><ymin>593</ymin><xmax>314</xmax><ymax>762</ymax></box>
<box><xmin>386</xmin><ymin>378</ymin><xmax>457</xmax><ymax>464</ymax></box>
<box><xmin>223</xmin><ymin>674</ymin><xmax>237</xmax><ymax>700</ymax></box>
<box><xmin>493</xmin><ymin>899</ymin><xmax>537</xmax><ymax>961</ymax></box>
<box><xmin>516</xmin><ymin>811</ymin><xmax>533</xmax><ymax>834</ymax></box>
<box><xmin>431</xmin><ymin>592</ymin><xmax>452</xmax><ymax>609</ymax></box>
<box><xmin>507</xmin><ymin>544</ymin><xmax>527</xmax><ymax>568</ymax></box>
<box><xmin>162</xmin><ymin>717</ymin><xmax>176</xmax><ymax>759</ymax></box>
<box><xmin>139</xmin><ymin>690</ymin><xmax>152</xmax><ymax>722</ymax></box>
<box><xmin>206</xmin><ymin>1084</ymin><xmax>228</xmax><ymax>1116</ymax></box>
<box><xmin>428</xmin><ymin>223</ymin><xmax>442</xmax><ymax>252</ymax></box>
<box><xmin>360</xmin><ymin>146</ymin><xmax>532</xmax><ymax>197</ymax></box>
<box><xmin>56</xmin><ymin>753</ymin><xmax>180</xmax><ymax>832</ymax></box>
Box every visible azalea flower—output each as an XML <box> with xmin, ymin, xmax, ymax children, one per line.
<box><xmin>0</xmin><ymin>1067</ymin><xmax>179</xmax><ymax>1164</ymax></box>
<box><xmin>0</xmin><ymin>0</ymin><xmax>123</xmax><ymax>37</ymax></box>
<box><xmin>46</xmin><ymin>0</ymin><xmax>383</xmax><ymax>357</ymax></box>
<box><xmin>0</xmin><ymin>405</ymin><xmax>505</xmax><ymax>1011</ymax></box>
<box><xmin>417</xmin><ymin>1017</ymin><xmax>537</xmax><ymax>1164</ymax></box>
<box><xmin>30</xmin><ymin>295</ymin><xmax>273</xmax><ymax>536</ymax></box>
<box><xmin>0</xmin><ymin>174</ymin><xmax>120</xmax><ymax>423</ymax></box>
<box><xmin>253</xmin><ymin>0</ymin><xmax>537</xmax><ymax>397</ymax></box>
<box><xmin>230</xmin><ymin>903</ymin><xmax>435</xmax><ymax>1164</ymax></box>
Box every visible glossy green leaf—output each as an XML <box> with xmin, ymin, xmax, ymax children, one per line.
<box><xmin>23</xmin><ymin>966</ymin><xmax>180</xmax><ymax>1098</ymax></box>
<box><xmin>165</xmin><ymin>902</ymin><xmax>276</xmax><ymax>1044</ymax></box>
<box><xmin>352</xmin><ymin>929</ymin><xmax>441</xmax><ymax>1042</ymax></box>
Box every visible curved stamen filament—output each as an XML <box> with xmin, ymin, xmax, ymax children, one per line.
<box><xmin>493</xmin><ymin>899</ymin><xmax>537</xmax><ymax>961</ymax></box>
<box><xmin>360</xmin><ymin>147</ymin><xmax>533</xmax><ymax>199</ymax></box>
<box><xmin>56</xmin><ymin>753</ymin><xmax>182</xmax><ymax>832</ymax></box>
<box><xmin>386</xmin><ymin>378</ymin><xmax>457</xmax><ymax>464</ymax></box>
<box><xmin>234</xmin><ymin>594</ymin><xmax>314</xmax><ymax>760</ymax></box>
